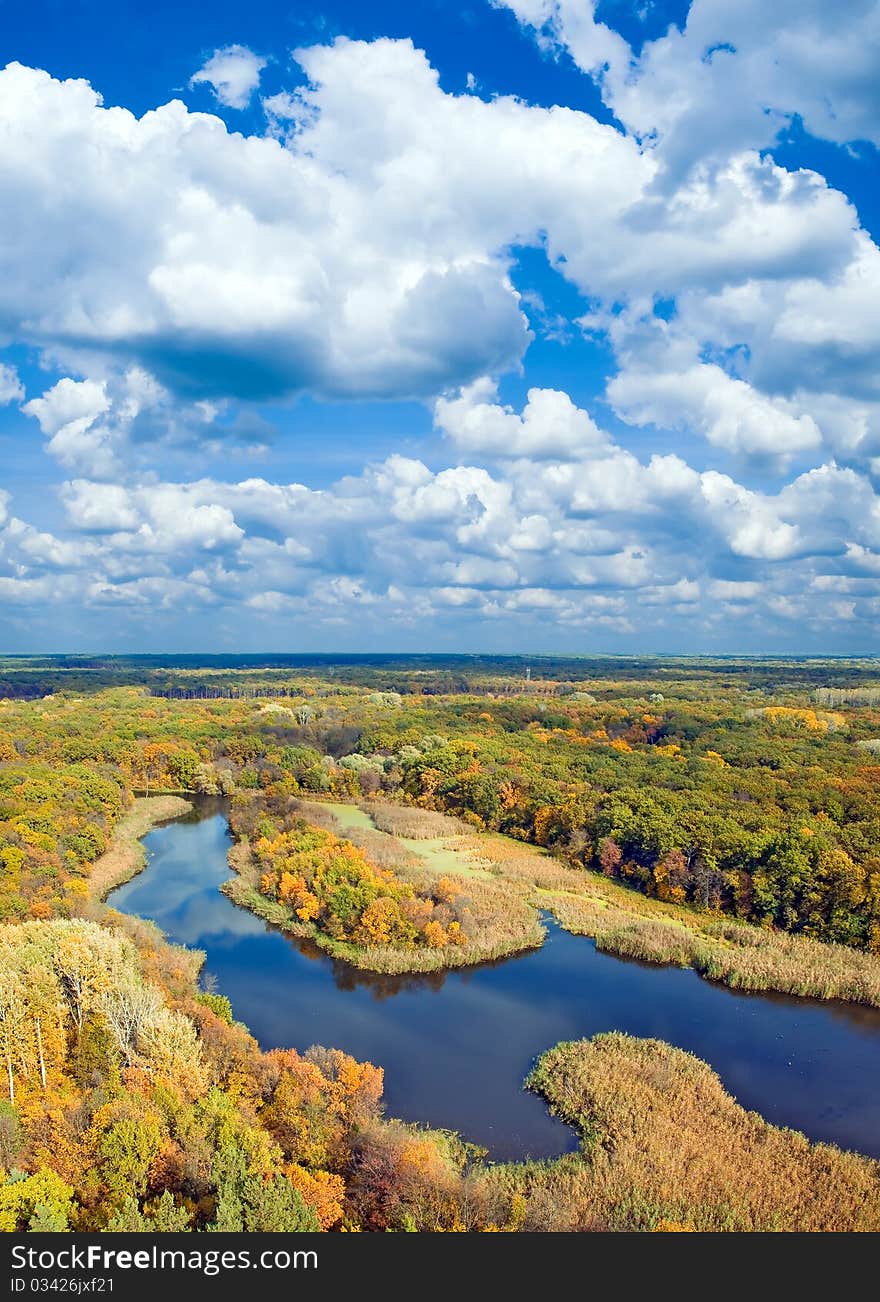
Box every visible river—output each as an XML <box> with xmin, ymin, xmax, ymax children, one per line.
<box><xmin>108</xmin><ymin>799</ymin><xmax>880</xmax><ymax>1163</ymax></box>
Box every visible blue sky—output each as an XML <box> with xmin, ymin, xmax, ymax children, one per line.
<box><xmin>0</xmin><ymin>0</ymin><xmax>879</xmax><ymax>653</ymax></box>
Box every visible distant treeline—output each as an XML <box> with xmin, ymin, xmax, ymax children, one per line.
<box><xmin>153</xmin><ymin>685</ymin><xmax>322</xmax><ymax>700</ymax></box>
<box><xmin>0</xmin><ymin>682</ymin><xmax>58</xmax><ymax>701</ymax></box>
<box><xmin>150</xmin><ymin>680</ymin><xmax>591</xmax><ymax>700</ymax></box>
<box><xmin>1</xmin><ymin>654</ymin><xmax>880</xmax><ymax>702</ymax></box>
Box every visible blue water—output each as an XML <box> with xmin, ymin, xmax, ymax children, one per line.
<box><xmin>109</xmin><ymin>803</ymin><xmax>880</xmax><ymax>1162</ymax></box>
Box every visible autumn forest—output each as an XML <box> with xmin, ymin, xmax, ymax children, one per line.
<box><xmin>1</xmin><ymin>654</ymin><xmax>880</xmax><ymax>1233</ymax></box>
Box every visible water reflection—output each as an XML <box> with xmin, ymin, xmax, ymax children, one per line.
<box><xmin>280</xmin><ymin>927</ymin><xmax>542</xmax><ymax>997</ymax></box>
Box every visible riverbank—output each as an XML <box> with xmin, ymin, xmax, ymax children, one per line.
<box><xmin>488</xmin><ymin>1033</ymin><xmax>880</xmax><ymax>1231</ymax></box>
<box><xmin>220</xmin><ymin>795</ymin><xmax>880</xmax><ymax>1002</ymax></box>
<box><xmin>546</xmin><ymin>887</ymin><xmax>880</xmax><ymax>1006</ymax></box>
<box><xmin>88</xmin><ymin>795</ymin><xmax>192</xmax><ymax>901</ymax></box>
<box><xmin>470</xmin><ymin>828</ymin><xmax>880</xmax><ymax>1006</ymax></box>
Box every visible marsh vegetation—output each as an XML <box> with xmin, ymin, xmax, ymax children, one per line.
<box><xmin>507</xmin><ymin>1034</ymin><xmax>880</xmax><ymax>1232</ymax></box>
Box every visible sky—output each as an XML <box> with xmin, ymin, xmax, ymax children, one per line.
<box><xmin>0</xmin><ymin>0</ymin><xmax>879</xmax><ymax>655</ymax></box>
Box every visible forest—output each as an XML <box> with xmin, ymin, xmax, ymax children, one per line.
<box><xmin>1</xmin><ymin>656</ymin><xmax>878</xmax><ymax>949</ymax></box>
<box><xmin>0</xmin><ymin>655</ymin><xmax>879</xmax><ymax>1231</ymax></box>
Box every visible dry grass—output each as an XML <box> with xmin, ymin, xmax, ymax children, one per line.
<box><xmin>492</xmin><ymin>1033</ymin><xmax>880</xmax><ymax>1232</ymax></box>
<box><xmin>546</xmin><ymin>890</ymin><xmax>880</xmax><ymax>1007</ymax></box>
<box><xmin>286</xmin><ymin>799</ymin><xmax>346</xmax><ymax>834</ymax></box>
<box><xmin>86</xmin><ymin>795</ymin><xmax>192</xmax><ymax>901</ymax></box>
<box><xmin>368</xmin><ymin>803</ymin><xmax>471</xmax><ymax>839</ymax></box>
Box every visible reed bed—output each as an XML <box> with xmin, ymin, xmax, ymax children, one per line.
<box><xmin>490</xmin><ymin>1033</ymin><xmax>880</xmax><ymax>1232</ymax></box>
<box><xmin>286</xmin><ymin>799</ymin><xmax>345</xmax><ymax>833</ymax></box>
<box><xmin>86</xmin><ymin>794</ymin><xmax>192</xmax><ymax>901</ymax></box>
<box><xmin>547</xmin><ymin>893</ymin><xmax>880</xmax><ymax>1007</ymax></box>
<box><xmin>340</xmin><ymin>826</ymin><xmax>422</xmax><ymax>874</ymax></box>
<box><xmin>368</xmin><ymin>803</ymin><xmax>471</xmax><ymax>839</ymax></box>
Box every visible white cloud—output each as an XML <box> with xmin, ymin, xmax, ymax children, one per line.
<box><xmin>778</xmin><ymin>463</ymin><xmax>880</xmax><ymax>552</ymax></box>
<box><xmin>0</xmin><ymin>363</ymin><xmax>23</xmax><ymax>404</ymax></box>
<box><xmin>60</xmin><ymin>481</ymin><xmax>140</xmax><ymax>532</ymax></box>
<box><xmin>0</xmin><ymin>52</ymin><xmax>557</xmax><ymax>401</ymax></box>
<box><xmin>24</xmin><ymin>377</ymin><xmax>114</xmax><ymax>475</ymax></box>
<box><xmin>22</xmin><ymin>368</ymin><xmax>224</xmax><ymax>477</ymax></box>
<box><xmin>435</xmin><ymin>378</ymin><xmax>609</xmax><ymax>459</ymax></box>
<box><xmin>491</xmin><ymin>2</ymin><xmax>879</xmax><ymax>468</ymax></box>
<box><xmin>773</xmin><ymin>232</ymin><xmax>880</xmax><ymax>352</ymax></box>
<box><xmin>497</xmin><ymin>0</ymin><xmax>880</xmax><ymax>171</ymax></box>
<box><xmin>0</xmin><ymin>39</ymin><xmax>874</xmax><ymax>468</ymax></box>
<box><xmin>190</xmin><ymin>45</ymin><xmax>267</xmax><ymax>110</ymax></box>
<box><xmin>61</xmin><ymin>479</ymin><xmax>243</xmax><ymax>551</ymax></box>
<box><xmin>2</xmin><ymin>376</ymin><xmax>874</xmax><ymax>644</ymax></box>
<box><xmin>699</xmin><ymin>471</ymin><xmax>803</xmax><ymax>560</ymax></box>
<box><xmin>608</xmin><ymin>361</ymin><xmax>822</xmax><ymax>461</ymax></box>
<box><xmin>0</xmin><ymin>42</ymin><xmax>848</xmax><ymax>404</ymax></box>
<box><xmin>24</xmin><ymin>377</ymin><xmax>109</xmax><ymax>437</ymax></box>
<box><xmin>709</xmin><ymin>579</ymin><xmax>761</xmax><ymax>600</ymax></box>
<box><xmin>0</xmin><ymin>573</ymin><xmax>81</xmax><ymax>605</ymax></box>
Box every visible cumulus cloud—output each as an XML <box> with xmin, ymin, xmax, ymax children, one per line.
<box><xmin>57</xmin><ymin>481</ymin><xmax>140</xmax><ymax>532</ymax></box>
<box><xmin>2</xmin><ymin>379</ymin><xmax>875</xmax><ymax>647</ymax></box>
<box><xmin>22</xmin><ymin>368</ymin><xmax>227</xmax><ymax>477</ymax></box>
<box><xmin>60</xmin><ymin>479</ymin><xmax>243</xmax><ymax>551</ymax></box>
<box><xmin>190</xmin><ymin>45</ymin><xmax>267</xmax><ymax>109</ymax></box>
<box><xmin>497</xmin><ymin>0</ymin><xmax>880</xmax><ymax>170</ymax></box>
<box><xmin>0</xmin><ymin>37</ymin><xmax>868</xmax><ymax>433</ymax></box>
<box><xmin>24</xmin><ymin>377</ymin><xmax>114</xmax><ymax>474</ymax></box>
<box><xmin>773</xmin><ymin>235</ymin><xmax>880</xmax><ymax>352</ymax></box>
<box><xmin>0</xmin><ymin>51</ymin><xmax>559</xmax><ymax>401</ymax></box>
<box><xmin>608</xmin><ymin>362</ymin><xmax>822</xmax><ymax>462</ymax></box>
<box><xmin>435</xmin><ymin>378</ymin><xmax>609</xmax><ymax>459</ymax></box>
<box><xmin>491</xmin><ymin>2</ymin><xmax>880</xmax><ymax>468</ymax></box>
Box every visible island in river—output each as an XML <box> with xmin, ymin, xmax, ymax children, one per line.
<box><xmin>107</xmin><ymin>798</ymin><xmax>880</xmax><ymax>1168</ymax></box>
<box><xmin>221</xmin><ymin>793</ymin><xmax>880</xmax><ymax>1009</ymax></box>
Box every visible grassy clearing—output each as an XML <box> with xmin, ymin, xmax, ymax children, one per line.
<box><xmin>86</xmin><ymin>795</ymin><xmax>192</xmax><ymax>901</ymax></box>
<box><xmin>293</xmin><ymin>799</ymin><xmax>493</xmax><ymax>877</ymax></box>
<box><xmin>368</xmin><ymin>803</ymin><xmax>471</xmax><ymax>839</ymax></box>
<box><xmin>397</xmin><ymin>837</ymin><xmax>495</xmax><ymax>878</ymax></box>
<box><xmin>319</xmin><ymin>801</ymin><xmax>378</xmax><ymax>834</ymax></box>
<box><xmin>482</xmin><ymin>1033</ymin><xmax>880</xmax><ymax>1231</ymax></box>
